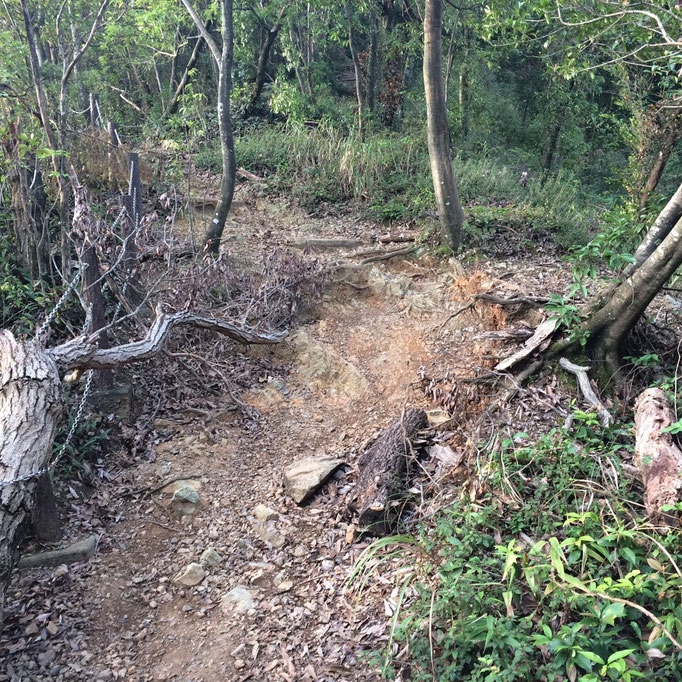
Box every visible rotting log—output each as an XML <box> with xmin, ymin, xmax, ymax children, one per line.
<box><xmin>634</xmin><ymin>387</ymin><xmax>682</xmax><ymax>525</ymax></box>
<box><xmin>0</xmin><ymin>313</ymin><xmax>286</xmax><ymax>621</ymax></box>
<box><xmin>347</xmin><ymin>407</ymin><xmax>427</xmax><ymax>535</ymax></box>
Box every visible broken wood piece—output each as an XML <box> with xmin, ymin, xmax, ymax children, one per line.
<box><xmin>634</xmin><ymin>387</ymin><xmax>682</xmax><ymax>525</ymax></box>
<box><xmin>236</xmin><ymin>167</ymin><xmax>266</xmax><ymax>183</ymax></box>
<box><xmin>347</xmin><ymin>407</ymin><xmax>427</xmax><ymax>534</ymax></box>
<box><xmin>559</xmin><ymin>357</ymin><xmax>613</xmax><ymax>426</ymax></box>
<box><xmin>17</xmin><ymin>535</ymin><xmax>98</xmax><ymax>569</ymax></box>
<box><xmin>378</xmin><ymin>231</ymin><xmax>419</xmax><ymax>244</ymax></box>
<box><xmin>474</xmin><ymin>293</ymin><xmax>549</xmax><ymax>306</ymax></box>
<box><xmin>495</xmin><ymin>317</ymin><xmax>558</xmax><ymax>372</ymax></box>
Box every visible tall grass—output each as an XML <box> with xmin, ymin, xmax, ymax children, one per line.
<box><xmin>195</xmin><ymin>122</ymin><xmax>596</xmax><ymax>243</ymax></box>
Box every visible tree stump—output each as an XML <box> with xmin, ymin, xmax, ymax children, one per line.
<box><xmin>347</xmin><ymin>407</ymin><xmax>427</xmax><ymax>534</ymax></box>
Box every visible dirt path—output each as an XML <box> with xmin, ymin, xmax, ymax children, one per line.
<box><xmin>2</xmin><ymin>197</ymin><xmax>567</xmax><ymax>682</ymax></box>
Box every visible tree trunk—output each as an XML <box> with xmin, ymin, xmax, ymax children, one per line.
<box><xmin>344</xmin><ymin>0</ymin><xmax>366</xmax><ymax>136</ymax></box>
<box><xmin>204</xmin><ymin>0</ymin><xmax>235</xmax><ymax>255</ymax></box>
<box><xmin>366</xmin><ymin>12</ymin><xmax>380</xmax><ymax>115</ymax></box>
<box><xmin>246</xmin><ymin>7</ymin><xmax>285</xmax><ymax>115</ymax></box>
<box><xmin>167</xmin><ymin>35</ymin><xmax>205</xmax><ymax>116</ymax></box>
<box><xmin>347</xmin><ymin>407</ymin><xmax>427</xmax><ymax>534</ymax></box>
<box><xmin>423</xmin><ymin>0</ymin><xmax>465</xmax><ymax>250</ymax></box>
<box><xmin>21</xmin><ymin>0</ymin><xmax>71</xmax><ymax>275</ymax></box>
<box><xmin>638</xmin><ymin>112</ymin><xmax>682</xmax><ymax>210</ymax></box>
<box><xmin>0</xmin><ymin>332</ymin><xmax>63</xmax><ymax>620</ymax></box>
<box><xmin>0</xmin><ymin>313</ymin><xmax>285</xmax><ymax>619</ymax></box>
<box><xmin>580</xmin><ymin>214</ymin><xmax>682</xmax><ymax>377</ymax></box>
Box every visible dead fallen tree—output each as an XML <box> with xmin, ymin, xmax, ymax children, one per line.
<box><xmin>0</xmin><ymin>312</ymin><xmax>285</xmax><ymax>620</ymax></box>
<box><xmin>634</xmin><ymin>387</ymin><xmax>682</xmax><ymax>525</ymax></box>
<box><xmin>347</xmin><ymin>407</ymin><xmax>427</xmax><ymax>535</ymax></box>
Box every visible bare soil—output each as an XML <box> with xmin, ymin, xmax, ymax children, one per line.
<box><xmin>2</xmin><ymin>192</ymin><xmax>580</xmax><ymax>682</ymax></box>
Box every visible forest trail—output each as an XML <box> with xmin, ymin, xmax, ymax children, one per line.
<box><xmin>4</xmin><ymin>196</ymin><xmax>567</xmax><ymax>682</ymax></box>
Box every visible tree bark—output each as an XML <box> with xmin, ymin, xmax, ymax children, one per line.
<box><xmin>634</xmin><ymin>387</ymin><xmax>682</xmax><ymax>525</ymax></box>
<box><xmin>347</xmin><ymin>408</ymin><xmax>427</xmax><ymax>535</ymax></box>
<box><xmin>423</xmin><ymin>0</ymin><xmax>465</xmax><ymax>250</ymax></box>
<box><xmin>0</xmin><ymin>332</ymin><xmax>63</xmax><ymax>619</ymax></box>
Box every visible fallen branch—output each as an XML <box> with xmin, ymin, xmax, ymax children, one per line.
<box><xmin>559</xmin><ymin>357</ymin><xmax>613</xmax><ymax>426</ymax></box>
<box><xmin>378</xmin><ymin>231</ymin><xmax>419</xmax><ymax>244</ymax></box>
<box><xmin>474</xmin><ymin>293</ymin><xmax>549</xmax><ymax>306</ymax></box>
<box><xmin>634</xmin><ymin>387</ymin><xmax>682</xmax><ymax>524</ymax></box>
<box><xmin>495</xmin><ymin>318</ymin><xmax>558</xmax><ymax>372</ymax></box>
<box><xmin>293</xmin><ymin>238</ymin><xmax>364</xmax><ymax>250</ymax></box>
<box><xmin>236</xmin><ymin>167</ymin><xmax>266</xmax><ymax>183</ymax></box>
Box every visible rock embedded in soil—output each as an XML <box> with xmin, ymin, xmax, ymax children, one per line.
<box><xmin>283</xmin><ymin>455</ymin><xmax>344</xmax><ymax>504</ymax></box>
<box><xmin>199</xmin><ymin>548</ymin><xmax>223</xmax><ymax>567</ymax></box>
<box><xmin>254</xmin><ymin>521</ymin><xmax>287</xmax><ymax>548</ymax></box>
<box><xmin>174</xmin><ymin>563</ymin><xmax>206</xmax><ymax>586</ymax></box>
<box><xmin>426</xmin><ymin>409</ymin><xmax>452</xmax><ymax>427</ymax></box>
<box><xmin>169</xmin><ymin>486</ymin><xmax>201</xmax><ymax>516</ymax></box>
<box><xmin>221</xmin><ymin>585</ymin><xmax>256</xmax><ymax>613</ymax></box>
<box><xmin>253</xmin><ymin>504</ymin><xmax>279</xmax><ymax>521</ymax></box>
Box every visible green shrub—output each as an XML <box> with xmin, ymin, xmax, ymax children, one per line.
<box><xmin>349</xmin><ymin>415</ymin><xmax>682</xmax><ymax>681</ymax></box>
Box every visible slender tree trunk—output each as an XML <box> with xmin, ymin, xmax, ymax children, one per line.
<box><xmin>246</xmin><ymin>7</ymin><xmax>285</xmax><ymax>115</ymax></box>
<box><xmin>366</xmin><ymin>12</ymin><xmax>380</xmax><ymax>115</ymax></box>
<box><xmin>204</xmin><ymin>0</ymin><xmax>235</xmax><ymax>254</ymax></box>
<box><xmin>344</xmin><ymin>0</ymin><xmax>366</xmax><ymax>136</ymax></box>
<box><xmin>638</xmin><ymin>112</ymin><xmax>682</xmax><ymax>209</ymax></box>
<box><xmin>21</xmin><ymin>0</ymin><xmax>71</xmax><ymax>275</ymax></box>
<box><xmin>167</xmin><ymin>36</ymin><xmax>204</xmax><ymax>115</ymax></box>
<box><xmin>424</xmin><ymin>0</ymin><xmax>465</xmax><ymax>250</ymax></box>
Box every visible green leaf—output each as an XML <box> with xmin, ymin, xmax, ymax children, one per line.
<box><xmin>600</xmin><ymin>602</ymin><xmax>626</xmax><ymax>625</ymax></box>
<box><xmin>607</xmin><ymin>649</ymin><xmax>636</xmax><ymax>664</ymax></box>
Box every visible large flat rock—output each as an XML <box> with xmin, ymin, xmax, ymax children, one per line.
<box><xmin>284</xmin><ymin>455</ymin><xmax>343</xmax><ymax>504</ymax></box>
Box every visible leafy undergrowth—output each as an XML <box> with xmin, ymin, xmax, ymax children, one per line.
<box><xmin>350</xmin><ymin>409</ymin><xmax>682</xmax><ymax>681</ymax></box>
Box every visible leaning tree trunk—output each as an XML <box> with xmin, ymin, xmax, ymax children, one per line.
<box><xmin>424</xmin><ymin>0</ymin><xmax>465</xmax><ymax>250</ymax></box>
<box><xmin>167</xmin><ymin>35</ymin><xmax>205</xmax><ymax>115</ymax></box>
<box><xmin>637</xmin><ymin>111</ymin><xmax>682</xmax><ymax>210</ymax></box>
<box><xmin>204</xmin><ymin>0</ymin><xmax>235</xmax><ymax>255</ymax></box>
<box><xmin>0</xmin><ymin>312</ymin><xmax>285</xmax><ymax>621</ymax></box>
<box><xmin>579</xmin><ymin>214</ymin><xmax>682</xmax><ymax>378</ymax></box>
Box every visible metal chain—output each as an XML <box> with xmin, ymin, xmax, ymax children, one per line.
<box><xmin>34</xmin><ymin>270</ymin><xmax>83</xmax><ymax>342</ymax></box>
